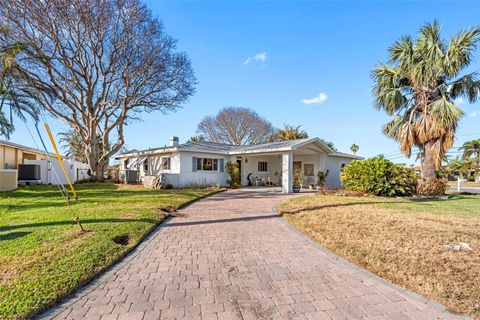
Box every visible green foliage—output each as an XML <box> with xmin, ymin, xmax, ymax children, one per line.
<box><xmin>448</xmin><ymin>157</ymin><xmax>473</xmax><ymax>179</ymax></box>
<box><xmin>372</xmin><ymin>21</ymin><xmax>480</xmax><ymax>179</ymax></box>
<box><xmin>187</xmin><ymin>135</ymin><xmax>205</xmax><ymax>143</ymax></box>
<box><xmin>271</xmin><ymin>124</ymin><xmax>308</xmax><ymax>142</ymax></box>
<box><xmin>350</xmin><ymin>143</ymin><xmax>359</xmax><ymax>155</ymax></box>
<box><xmin>316</xmin><ymin>170</ymin><xmax>329</xmax><ymax>187</ymax></box>
<box><xmin>226</xmin><ymin>161</ymin><xmax>240</xmax><ymax>187</ymax></box>
<box><xmin>341</xmin><ymin>157</ymin><xmax>417</xmax><ymax>196</ymax></box>
<box><xmin>416</xmin><ymin>179</ymin><xmax>449</xmax><ymax>196</ymax></box>
<box><xmin>0</xmin><ymin>26</ymin><xmax>37</xmax><ymax>138</ymax></box>
<box><xmin>320</xmin><ymin>139</ymin><xmax>337</xmax><ymax>151</ymax></box>
<box><xmin>0</xmin><ymin>183</ymin><xmax>214</xmax><ymax>319</ymax></box>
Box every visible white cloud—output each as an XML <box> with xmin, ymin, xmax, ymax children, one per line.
<box><xmin>243</xmin><ymin>52</ymin><xmax>267</xmax><ymax>65</ymax></box>
<box><xmin>469</xmin><ymin>110</ymin><xmax>478</xmax><ymax>117</ymax></box>
<box><xmin>301</xmin><ymin>92</ymin><xmax>328</xmax><ymax>105</ymax></box>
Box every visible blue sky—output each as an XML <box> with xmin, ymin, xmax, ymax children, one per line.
<box><xmin>10</xmin><ymin>1</ymin><xmax>480</xmax><ymax>165</ymax></box>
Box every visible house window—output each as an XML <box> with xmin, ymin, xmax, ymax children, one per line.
<box><xmin>340</xmin><ymin>163</ymin><xmax>346</xmax><ymax>172</ymax></box>
<box><xmin>194</xmin><ymin>157</ymin><xmax>219</xmax><ymax>171</ymax></box>
<box><xmin>162</xmin><ymin>157</ymin><xmax>171</xmax><ymax>170</ymax></box>
<box><xmin>143</xmin><ymin>159</ymin><xmax>148</xmax><ymax>172</ymax></box>
<box><xmin>203</xmin><ymin>158</ymin><xmax>213</xmax><ymax>171</ymax></box>
<box><xmin>124</xmin><ymin>159</ymin><xmax>129</xmax><ymax>169</ymax></box>
<box><xmin>304</xmin><ymin>164</ymin><xmax>314</xmax><ymax>176</ymax></box>
<box><xmin>258</xmin><ymin>161</ymin><xmax>268</xmax><ymax>172</ymax></box>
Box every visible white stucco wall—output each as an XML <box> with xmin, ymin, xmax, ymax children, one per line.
<box><xmin>292</xmin><ymin>154</ymin><xmax>326</xmax><ymax>187</ymax></box>
<box><xmin>238</xmin><ymin>154</ymin><xmax>283</xmax><ymax>186</ymax></box>
<box><xmin>178</xmin><ymin>152</ymin><xmax>229</xmax><ymax>187</ymax></box>
<box><xmin>119</xmin><ymin>149</ymin><xmax>357</xmax><ymax>190</ymax></box>
<box><xmin>123</xmin><ymin>153</ymin><xmax>180</xmax><ymax>181</ymax></box>
<box><xmin>325</xmin><ymin>156</ymin><xmax>355</xmax><ymax>188</ymax></box>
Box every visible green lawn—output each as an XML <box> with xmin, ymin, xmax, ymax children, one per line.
<box><xmin>278</xmin><ymin>194</ymin><xmax>480</xmax><ymax>318</ymax></box>
<box><xmin>0</xmin><ymin>183</ymin><xmax>216</xmax><ymax>320</ymax></box>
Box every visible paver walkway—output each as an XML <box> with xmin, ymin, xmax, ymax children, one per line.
<box><xmin>40</xmin><ymin>189</ymin><xmax>466</xmax><ymax>320</ymax></box>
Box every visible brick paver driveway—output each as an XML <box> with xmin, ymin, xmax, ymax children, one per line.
<box><xmin>41</xmin><ymin>189</ymin><xmax>465</xmax><ymax>320</ymax></box>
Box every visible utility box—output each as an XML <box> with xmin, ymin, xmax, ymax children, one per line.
<box><xmin>124</xmin><ymin>170</ymin><xmax>139</xmax><ymax>183</ymax></box>
<box><xmin>0</xmin><ymin>169</ymin><xmax>18</xmax><ymax>191</ymax></box>
<box><xmin>18</xmin><ymin>164</ymin><xmax>41</xmax><ymax>180</ymax></box>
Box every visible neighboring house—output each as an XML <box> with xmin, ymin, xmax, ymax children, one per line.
<box><xmin>116</xmin><ymin>137</ymin><xmax>362</xmax><ymax>193</ymax></box>
<box><xmin>0</xmin><ymin>140</ymin><xmax>90</xmax><ymax>185</ymax></box>
<box><xmin>0</xmin><ymin>140</ymin><xmax>55</xmax><ymax>169</ymax></box>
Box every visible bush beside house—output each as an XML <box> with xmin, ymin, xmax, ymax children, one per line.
<box><xmin>341</xmin><ymin>157</ymin><xmax>417</xmax><ymax>196</ymax></box>
<box><xmin>226</xmin><ymin>162</ymin><xmax>240</xmax><ymax>187</ymax></box>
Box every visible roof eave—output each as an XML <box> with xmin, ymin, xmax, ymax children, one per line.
<box><xmin>328</xmin><ymin>152</ymin><xmax>364</xmax><ymax>160</ymax></box>
<box><xmin>291</xmin><ymin>138</ymin><xmax>335</xmax><ymax>153</ymax></box>
<box><xmin>116</xmin><ymin>147</ymin><xmax>177</xmax><ymax>158</ymax></box>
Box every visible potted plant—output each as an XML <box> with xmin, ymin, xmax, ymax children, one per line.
<box><xmin>316</xmin><ymin>170</ymin><xmax>329</xmax><ymax>190</ymax></box>
<box><xmin>274</xmin><ymin>171</ymin><xmax>282</xmax><ymax>186</ymax></box>
<box><xmin>292</xmin><ymin>166</ymin><xmax>303</xmax><ymax>193</ymax></box>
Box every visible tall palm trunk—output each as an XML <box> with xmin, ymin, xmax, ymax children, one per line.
<box><xmin>421</xmin><ymin>140</ymin><xmax>437</xmax><ymax>180</ymax></box>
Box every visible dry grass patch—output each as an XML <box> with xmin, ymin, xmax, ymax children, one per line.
<box><xmin>278</xmin><ymin>194</ymin><xmax>480</xmax><ymax>319</ymax></box>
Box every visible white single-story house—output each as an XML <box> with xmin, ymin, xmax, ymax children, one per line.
<box><xmin>115</xmin><ymin>137</ymin><xmax>362</xmax><ymax>193</ymax></box>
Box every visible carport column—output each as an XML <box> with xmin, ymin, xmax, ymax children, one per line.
<box><xmin>282</xmin><ymin>152</ymin><xmax>293</xmax><ymax>193</ymax></box>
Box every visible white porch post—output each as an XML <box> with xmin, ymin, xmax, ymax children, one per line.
<box><xmin>282</xmin><ymin>152</ymin><xmax>293</xmax><ymax>193</ymax></box>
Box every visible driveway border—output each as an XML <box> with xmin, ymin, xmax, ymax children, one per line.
<box><xmin>276</xmin><ymin>202</ymin><xmax>470</xmax><ymax>320</ymax></box>
<box><xmin>37</xmin><ymin>189</ymin><xmax>225</xmax><ymax>320</ymax></box>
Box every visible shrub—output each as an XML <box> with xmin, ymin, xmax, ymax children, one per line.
<box><xmin>341</xmin><ymin>157</ymin><xmax>417</xmax><ymax>196</ymax></box>
<box><xmin>110</xmin><ymin>165</ymin><xmax>124</xmax><ymax>183</ymax></box>
<box><xmin>416</xmin><ymin>179</ymin><xmax>449</xmax><ymax>196</ymax></box>
<box><xmin>163</xmin><ymin>183</ymin><xmax>174</xmax><ymax>190</ymax></box>
<box><xmin>316</xmin><ymin>170</ymin><xmax>329</xmax><ymax>187</ymax></box>
<box><xmin>293</xmin><ymin>166</ymin><xmax>303</xmax><ymax>186</ymax></box>
<box><xmin>226</xmin><ymin>162</ymin><xmax>240</xmax><ymax>188</ymax></box>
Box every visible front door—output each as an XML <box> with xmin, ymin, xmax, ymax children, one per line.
<box><xmin>236</xmin><ymin>159</ymin><xmax>242</xmax><ymax>186</ymax></box>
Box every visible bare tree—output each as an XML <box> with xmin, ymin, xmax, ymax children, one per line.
<box><xmin>0</xmin><ymin>0</ymin><xmax>196</xmax><ymax>179</ymax></box>
<box><xmin>197</xmin><ymin>107</ymin><xmax>274</xmax><ymax>145</ymax></box>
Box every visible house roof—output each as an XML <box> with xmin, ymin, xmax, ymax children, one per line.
<box><xmin>0</xmin><ymin>140</ymin><xmax>57</xmax><ymax>157</ymax></box>
<box><xmin>116</xmin><ymin>137</ymin><xmax>363</xmax><ymax>160</ymax></box>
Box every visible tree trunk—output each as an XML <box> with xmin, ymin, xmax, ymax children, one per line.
<box><xmin>85</xmin><ymin>134</ymin><xmax>100</xmax><ymax>180</ymax></box>
<box><xmin>96</xmin><ymin>163</ymin><xmax>106</xmax><ymax>182</ymax></box>
<box><xmin>422</xmin><ymin>140</ymin><xmax>437</xmax><ymax>180</ymax></box>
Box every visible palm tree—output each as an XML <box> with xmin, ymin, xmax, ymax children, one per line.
<box><xmin>372</xmin><ymin>21</ymin><xmax>480</xmax><ymax>180</ymax></box>
<box><xmin>271</xmin><ymin>124</ymin><xmax>308</xmax><ymax>142</ymax></box>
<box><xmin>321</xmin><ymin>139</ymin><xmax>337</xmax><ymax>151</ymax></box>
<box><xmin>448</xmin><ymin>156</ymin><xmax>473</xmax><ymax>179</ymax></box>
<box><xmin>59</xmin><ymin>130</ymin><xmax>106</xmax><ymax>163</ymax></box>
<box><xmin>350</xmin><ymin>143</ymin><xmax>359</xmax><ymax>155</ymax></box>
<box><xmin>188</xmin><ymin>135</ymin><xmax>205</xmax><ymax>143</ymax></box>
<box><xmin>0</xmin><ymin>26</ymin><xmax>36</xmax><ymax>138</ymax></box>
<box><xmin>459</xmin><ymin>138</ymin><xmax>480</xmax><ymax>178</ymax></box>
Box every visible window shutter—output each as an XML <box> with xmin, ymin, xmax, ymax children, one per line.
<box><xmin>192</xmin><ymin>157</ymin><xmax>197</xmax><ymax>172</ymax></box>
<box><xmin>219</xmin><ymin>159</ymin><xmax>224</xmax><ymax>172</ymax></box>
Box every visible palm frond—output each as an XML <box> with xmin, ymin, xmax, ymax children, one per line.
<box><xmin>444</xmin><ymin>26</ymin><xmax>480</xmax><ymax>77</ymax></box>
<box><xmin>449</xmin><ymin>73</ymin><xmax>480</xmax><ymax>103</ymax></box>
<box><xmin>372</xmin><ymin>65</ymin><xmax>408</xmax><ymax>114</ymax></box>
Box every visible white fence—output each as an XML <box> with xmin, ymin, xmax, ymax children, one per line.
<box><xmin>24</xmin><ymin>159</ymin><xmax>90</xmax><ymax>185</ymax></box>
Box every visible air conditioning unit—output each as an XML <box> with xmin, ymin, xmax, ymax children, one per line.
<box><xmin>18</xmin><ymin>164</ymin><xmax>41</xmax><ymax>180</ymax></box>
<box><xmin>124</xmin><ymin>170</ymin><xmax>139</xmax><ymax>183</ymax></box>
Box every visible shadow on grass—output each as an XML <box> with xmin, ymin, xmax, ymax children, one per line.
<box><xmin>280</xmin><ymin>201</ymin><xmax>408</xmax><ymax>215</ymax></box>
<box><xmin>0</xmin><ymin>218</ymin><xmax>158</xmax><ymax>232</ymax></box>
<box><xmin>0</xmin><ymin>231</ymin><xmax>32</xmax><ymax>241</ymax></box>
